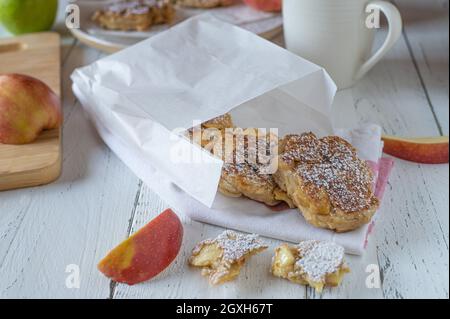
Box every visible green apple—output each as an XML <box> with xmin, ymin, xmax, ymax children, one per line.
<box><xmin>0</xmin><ymin>0</ymin><xmax>58</xmax><ymax>35</ymax></box>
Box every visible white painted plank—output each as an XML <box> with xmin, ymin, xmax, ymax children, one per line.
<box><xmin>347</xmin><ymin>30</ymin><xmax>448</xmax><ymax>298</ymax></box>
<box><xmin>375</xmin><ymin>162</ymin><xmax>449</xmax><ymax>299</ymax></box>
<box><xmin>394</xmin><ymin>0</ymin><xmax>449</xmax><ymax>135</ymax></box>
<box><xmin>351</xmin><ymin>34</ymin><xmax>441</xmax><ymax>137</ymax></box>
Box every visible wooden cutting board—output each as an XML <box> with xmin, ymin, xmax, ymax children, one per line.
<box><xmin>0</xmin><ymin>32</ymin><xmax>62</xmax><ymax>191</ymax></box>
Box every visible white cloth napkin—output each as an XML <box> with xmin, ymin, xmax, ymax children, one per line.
<box><xmin>72</xmin><ymin>14</ymin><xmax>393</xmax><ymax>255</ymax></box>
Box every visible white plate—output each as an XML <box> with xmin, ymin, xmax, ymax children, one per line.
<box><xmin>70</xmin><ymin>0</ymin><xmax>283</xmax><ymax>53</ymax></box>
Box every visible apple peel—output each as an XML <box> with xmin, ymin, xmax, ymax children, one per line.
<box><xmin>382</xmin><ymin>135</ymin><xmax>449</xmax><ymax>164</ymax></box>
<box><xmin>98</xmin><ymin>209</ymin><xmax>183</xmax><ymax>285</ymax></box>
<box><xmin>243</xmin><ymin>0</ymin><xmax>282</xmax><ymax>12</ymax></box>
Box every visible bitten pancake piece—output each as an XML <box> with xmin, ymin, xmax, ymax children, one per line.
<box><xmin>177</xmin><ymin>0</ymin><xmax>235</xmax><ymax>9</ymax></box>
<box><xmin>274</xmin><ymin>133</ymin><xmax>379</xmax><ymax>232</ymax></box>
<box><xmin>92</xmin><ymin>0</ymin><xmax>175</xmax><ymax>31</ymax></box>
<box><xmin>271</xmin><ymin>240</ymin><xmax>350</xmax><ymax>293</ymax></box>
<box><xmin>189</xmin><ymin>230</ymin><xmax>267</xmax><ymax>285</ymax></box>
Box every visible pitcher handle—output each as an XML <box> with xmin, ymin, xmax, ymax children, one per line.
<box><xmin>355</xmin><ymin>1</ymin><xmax>403</xmax><ymax>81</ymax></box>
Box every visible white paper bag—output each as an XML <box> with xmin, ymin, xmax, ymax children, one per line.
<box><xmin>72</xmin><ymin>14</ymin><xmax>337</xmax><ymax>207</ymax></box>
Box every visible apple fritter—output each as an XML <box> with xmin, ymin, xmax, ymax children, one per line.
<box><xmin>274</xmin><ymin>133</ymin><xmax>379</xmax><ymax>232</ymax></box>
<box><xmin>92</xmin><ymin>0</ymin><xmax>175</xmax><ymax>31</ymax></box>
<box><xmin>217</xmin><ymin>128</ymin><xmax>289</xmax><ymax>206</ymax></box>
<box><xmin>189</xmin><ymin>230</ymin><xmax>267</xmax><ymax>285</ymax></box>
<box><xmin>271</xmin><ymin>240</ymin><xmax>350</xmax><ymax>293</ymax></box>
<box><xmin>187</xmin><ymin>113</ymin><xmax>234</xmax><ymax>151</ymax></box>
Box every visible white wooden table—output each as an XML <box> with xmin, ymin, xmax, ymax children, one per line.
<box><xmin>0</xmin><ymin>0</ymin><xmax>448</xmax><ymax>299</ymax></box>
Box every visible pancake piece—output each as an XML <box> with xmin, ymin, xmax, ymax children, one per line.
<box><xmin>189</xmin><ymin>230</ymin><xmax>267</xmax><ymax>285</ymax></box>
<box><xmin>187</xmin><ymin>113</ymin><xmax>234</xmax><ymax>152</ymax></box>
<box><xmin>92</xmin><ymin>0</ymin><xmax>175</xmax><ymax>31</ymax></box>
<box><xmin>271</xmin><ymin>240</ymin><xmax>350</xmax><ymax>293</ymax></box>
<box><xmin>274</xmin><ymin>133</ymin><xmax>379</xmax><ymax>232</ymax></box>
<box><xmin>218</xmin><ymin>128</ymin><xmax>291</xmax><ymax>206</ymax></box>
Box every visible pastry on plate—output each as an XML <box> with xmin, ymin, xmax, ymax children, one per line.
<box><xmin>177</xmin><ymin>0</ymin><xmax>235</xmax><ymax>9</ymax></box>
<box><xmin>271</xmin><ymin>240</ymin><xmax>350</xmax><ymax>293</ymax></box>
<box><xmin>274</xmin><ymin>133</ymin><xmax>379</xmax><ymax>232</ymax></box>
<box><xmin>189</xmin><ymin>230</ymin><xmax>267</xmax><ymax>285</ymax></box>
<box><xmin>217</xmin><ymin>128</ymin><xmax>293</xmax><ymax>207</ymax></box>
<box><xmin>92</xmin><ymin>0</ymin><xmax>175</xmax><ymax>31</ymax></box>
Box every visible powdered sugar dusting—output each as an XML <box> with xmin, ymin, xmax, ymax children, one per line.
<box><xmin>106</xmin><ymin>0</ymin><xmax>164</xmax><ymax>14</ymax></box>
<box><xmin>281</xmin><ymin>133</ymin><xmax>375</xmax><ymax>212</ymax></box>
<box><xmin>295</xmin><ymin>240</ymin><xmax>345</xmax><ymax>282</ymax></box>
<box><xmin>222</xmin><ymin>129</ymin><xmax>278</xmax><ymax>183</ymax></box>
<box><xmin>204</xmin><ymin>113</ymin><xmax>233</xmax><ymax>127</ymax></box>
<box><xmin>198</xmin><ymin>230</ymin><xmax>268</xmax><ymax>262</ymax></box>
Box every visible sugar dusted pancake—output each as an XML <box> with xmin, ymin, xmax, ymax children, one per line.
<box><xmin>218</xmin><ymin>128</ymin><xmax>292</xmax><ymax>207</ymax></box>
<box><xmin>274</xmin><ymin>133</ymin><xmax>379</xmax><ymax>232</ymax></box>
<box><xmin>271</xmin><ymin>240</ymin><xmax>350</xmax><ymax>293</ymax></box>
<box><xmin>92</xmin><ymin>0</ymin><xmax>175</xmax><ymax>31</ymax></box>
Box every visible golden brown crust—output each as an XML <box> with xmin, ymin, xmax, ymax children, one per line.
<box><xmin>187</xmin><ymin>113</ymin><xmax>234</xmax><ymax>151</ymax></box>
<box><xmin>92</xmin><ymin>0</ymin><xmax>175</xmax><ymax>31</ymax></box>
<box><xmin>202</xmin><ymin>113</ymin><xmax>234</xmax><ymax>130</ymax></box>
<box><xmin>187</xmin><ymin>115</ymin><xmax>290</xmax><ymax>207</ymax></box>
<box><xmin>274</xmin><ymin>133</ymin><xmax>379</xmax><ymax>232</ymax></box>
<box><xmin>218</xmin><ymin>128</ymin><xmax>285</xmax><ymax>206</ymax></box>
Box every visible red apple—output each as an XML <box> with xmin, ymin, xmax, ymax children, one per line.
<box><xmin>243</xmin><ymin>0</ymin><xmax>282</xmax><ymax>12</ymax></box>
<box><xmin>382</xmin><ymin>135</ymin><xmax>449</xmax><ymax>164</ymax></box>
<box><xmin>0</xmin><ymin>73</ymin><xmax>61</xmax><ymax>144</ymax></box>
<box><xmin>98</xmin><ymin>209</ymin><xmax>184</xmax><ymax>285</ymax></box>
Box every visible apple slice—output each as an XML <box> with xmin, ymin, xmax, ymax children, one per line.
<box><xmin>98</xmin><ymin>209</ymin><xmax>183</xmax><ymax>285</ymax></box>
<box><xmin>243</xmin><ymin>0</ymin><xmax>282</xmax><ymax>12</ymax></box>
<box><xmin>382</xmin><ymin>135</ymin><xmax>449</xmax><ymax>164</ymax></box>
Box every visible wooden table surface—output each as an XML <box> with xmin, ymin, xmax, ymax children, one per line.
<box><xmin>0</xmin><ymin>0</ymin><xmax>448</xmax><ymax>299</ymax></box>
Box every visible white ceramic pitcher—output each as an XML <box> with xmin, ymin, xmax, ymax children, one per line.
<box><xmin>283</xmin><ymin>0</ymin><xmax>403</xmax><ymax>89</ymax></box>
